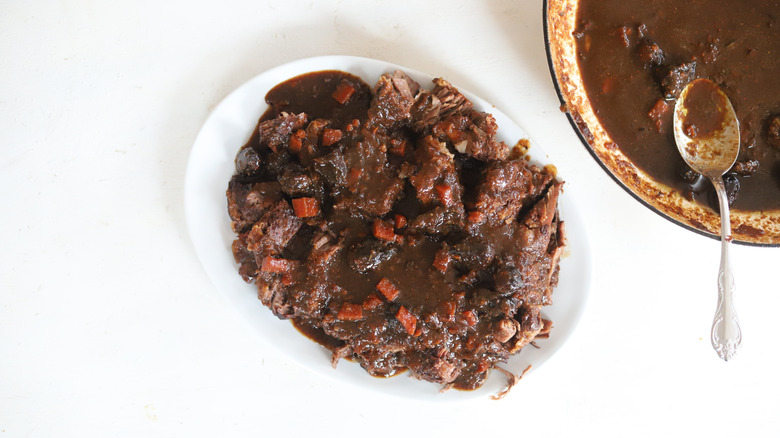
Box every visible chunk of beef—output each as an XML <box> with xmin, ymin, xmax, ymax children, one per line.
<box><xmin>409</xmin><ymin>205</ymin><xmax>465</xmax><ymax>235</ymax></box>
<box><xmin>522</xmin><ymin>181</ymin><xmax>563</xmax><ymax>230</ymax></box>
<box><xmin>367</xmin><ymin>70</ymin><xmax>421</xmax><ymax>128</ymax></box>
<box><xmin>235</xmin><ymin>147</ymin><xmax>261</xmax><ymax>176</ymax></box>
<box><xmin>408</xmin><ymin>353</ymin><xmax>460</xmax><ymax>385</ymax></box>
<box><xmin>410</xmin><ymin>78</ymin><xmax>472</xmax><ymax>132</ymax></box>
<box><xmin>734</xmin><ymin>159</ymin><xmax>760</xmax><ymax>176</ymax></box>
<box><xmin>512</xmin><ymin>182</ymin><xmax>565</xmax><ymax>305</ymax></box>
<box><xmin>349</xmin><ymin>239</ymin><xmax>398</xmax><ymax>273</ymax></box>
<box><xmin>336</xmin><ymin>136</ymin><xmax>405</xmax><ymax>217</ymax></box>
<box><xmin>313</xmin><ymin>147</ymin><xmax>348</xmax><ymax>189</ymax></box>
<box><xmin>452</xmin><ymin>112</ymin><xmax>509</xmax><ymax>161</ymax></box>
<box><xmin>636</xmin><ymin>39</ymin><xmax>665</xmax><ymax>65</ymax></box>
<box><xmin>307</xmin><ymin>232</ymin><xmax>344</xmax><ymax>269</ymax></box>
<box><xmin>494</xmin><ymin>264</ymin><xmax>524</xmax><ymax>297</ymax></box>
<box><xmin>657</xmin><ymin>62</ymin><xmax>696</xmax><ymax>98</ymax></box>
<box><xmin>430</xmin><ymin>78</ymin><xmax>473</xmax><ymax>119</ymax></box>
<box><xmin>258</xmin><ymin>149</ymin><xmax>294</xmax><ymax>181</ymax></box>
<box><xmin>410</xmin><ymin>136</ymin><xmax>463</xmax><ymax>206</ymax></box>
<box><xmin>258</xmin><ymin>112</ymin><xmax>308</xmax><ymax>152</ymax></box>
<box><xmin>410</xmin><ymin>91</ymin><xmax>443</xmax><ymax>132</ymax></box>
<box><xmin>245</xmin><ymin>200</ymin><xmax>303</xmax><ymax>256</ymax></box>
<box><xmin>447</xmin><ymin>236</ymin><xmax>495</xmax><ymax>272</ymax></box>
<box><xmin>475</xmin><ymin>160</ymin><xmax>553</xmax><ymax>224</ymax></box>
<box><xmin>493</xmin><ymin>318</ymin><xmax>520</xmax><ymax>343</ymax></box>
<box><xmin>226</xmin><ymin>180</ymin><xmax>283</xmax><ymax>233</ymax></box>
<box><xmin>408</xmin><ymin>79</ymin><xmax>509</xmax><ymax>161</ymax></box>
<box><xmin>257</xmin><ymin>276</ymin><xmax>292</xmax><ymax>319</ymax></box>
<box><xmin>505</xmin><ymin>305</ymin><xmax>543</xmax><ymax>353</ymax></box>
<box><xmin>231</xmin><ymin>234</ymin><xmax>259</xmax><ymax>282</ymax></box>
<box><xmin>278</xmin><ymin>163</ymin><xmax>323</xmax><ymax>199</ymax></box>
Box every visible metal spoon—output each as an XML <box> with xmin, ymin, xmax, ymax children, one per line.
<box><xmin>673</xmin><ymin>78</ymin><xmax>741</xmax><ymax>361</ymax></box>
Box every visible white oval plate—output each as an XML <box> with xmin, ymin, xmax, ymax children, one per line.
<box><xmin>184</xmin><ymin>55</ymin><xmax>592</xmax><ymax>400</ymax></box>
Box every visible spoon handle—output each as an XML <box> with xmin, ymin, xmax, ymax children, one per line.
<box><xmin>711</xmin><ymin>177</ymin><xmax>741</xmax><ymax>361</ymax></box>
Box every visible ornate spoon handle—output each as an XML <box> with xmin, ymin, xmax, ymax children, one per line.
<box><xmin>711</xmin><ymin>177</ymin><xmax>741</xmax><ymax>361</ymax></box>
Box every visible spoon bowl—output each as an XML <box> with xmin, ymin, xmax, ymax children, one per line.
<box><xmin>673</xmin><ymin>78</ymin><xmax>742</xmax><ymax>361</ymax></box>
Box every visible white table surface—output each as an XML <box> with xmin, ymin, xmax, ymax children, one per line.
<box><xmin>3</xmin><ymin>1</ymin><xmax>779</xmax><ymax>436</ymax></box>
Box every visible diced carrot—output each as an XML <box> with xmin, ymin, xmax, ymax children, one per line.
<box><xmin>462</xmin><ymin>310</ymin><xmax>478</xmax><ymax>327</ymax></box>
<box><xmin>435</xmin><ymin>184</ymin><xmax>454</xmax><ymax>207</ymax></box>
<box><xmin>345</xmin><ymin>118</ymin><xmax>360</xmax><ymax>132</ymax></box>
<box><xmin>337</xmin><ymin>303</ymin><xmax>364</xmax><ymax>321</ymax></box>
<box><xmin>372</xmin><ymin>219</ymin><xmax>397</xmax><ymax>242</ymax></box>
<box><xmin>332</xmin><ymin>82</ymin><xmax>356</xmax><ymax>104</ymax></box>
<box><xmin>376</xmin><ymin>277</ymin><xmax>400</xmax><ymax>301</ymax></box>
<box><xmin>363</xmin><ymin>293</ymin><xmax>384</xmax><ymax>310</ymax></box>
<box><xmin>432</xmin><ymin>249</ymin><xmax>451</xmax><ymax>273</ymax></box>
<box><xmin>291</xmin><ymin>197</ymin><xmax>319</xmax><ymax>218</ymax></box>
<box><xmin>467</xmin><ymin>211</ymin><xmax>485</xmax><ymax>224</ymax></box>
<box><xmin>396</xmin><ymin>306</ymin><xmax>417</xmax><ymax>335</ymax></box>
<box><xmin>322</xmin><ymin>128</ymin><xmax>343</xmax><ymax>147</ymax></box>
<box><xmin>389</xmin><ymin>139</ymin><xmax>407</xmax><ymax>157</ymax></box>
<box><xmin>289</xmin><ymin>129</ymin><xmax>305</xmax><ymax>152</ymax></box>
<box><xmin>261</xmin><ymin>256</ymin><xmax>290</xmax><ymax>273</ymax></box>
<box><xmin>476</xmin><ymin>359</ymin><xmax>489</xmax><ymax>373</ymax></box>
<box><xmin>394</xmin><ymin>214</ymin><xmax>407</xmax><ymax>229</ymax></box>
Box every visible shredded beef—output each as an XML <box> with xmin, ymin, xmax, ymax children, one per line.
<box><xmin>226</xmin><ymin>70</ymin><xmax>566</xmax><ymax>393</ymax></box>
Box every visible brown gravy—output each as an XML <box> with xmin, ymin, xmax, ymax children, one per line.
<box><xmin>575</xmin><ymin>0</ymin><xmax>780</xmax><ymax>211</ymax></box>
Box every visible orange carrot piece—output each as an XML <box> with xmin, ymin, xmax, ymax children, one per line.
<box><xmin>291</xmin><ymin>197</ymin><xmax>319</xmax><ymax>218</ymax></box>
<box><xmin>337</xmin><ymin>303</ymin><xmax>364</xmax><ymax>321</ymax></box>
<box><xmin>462</xmin><ymin>310</ymin><xmax>478</xmax><ymax>327</ymax></box>
<box><xmin>432</xmin><ymin>249</ymin><xmax>450</xmax><ymax>273</ymax></box>
<box><xmin>345</xmin><ymin>118</ymin><xmax>360</xmax><ymax>133</ymax></box>
<box><xmin>332</xmin><ymin>82</ymin><xmax>356</xmax><ymax>104</ymax></box>
<box><xmin>376</xmin><ymin>278</ymin><xmax>400</xmax><ymax>301</ymax></box>
<box><xmin>467</xmin><ymin>211</ymin><xmax>485</xmax><ymax>224</ymax></box>
<box><xmin>261</xmin><ymin>256</ymin><xmax>290</xmax><ymax>273</ymax></box>
<box><xmin>322</xmin><ymin>128</ymin><xmax>343</xmax><ymax>147</ymax></box>
<box><xmin>396</xmin><ymin>305</ymin><xmax>417</xmax><ymax>335</ymax></box>
<box><xmin>289</xmin><ymin>129</ymin><xmax>305</xmax><ymax>152</ymax></box>
<box><xmin>363</xmin><ymin>293</ymin><xmax>384</xmax><ymax>310</ymax></box>
<box><xmin>372</xmin><ymin>219</ymin><xmax>397</xmax><ymax>242</ymax></box>
<box><xmin>389</xmin><ymin>139</ymin><xmax>407</xmax><ymax>157</ymax></box>
<box><xmin>435</xmin><ymin>184</ymin><xmax>454</xmax><ymax>207</ymax></box>
<box><xmin>394</xmin><ymin>214</ymin><xmax>407</xmax><ymax>229</ymax></box>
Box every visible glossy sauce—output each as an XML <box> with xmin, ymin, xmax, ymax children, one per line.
<box><xmin>576</xmin><ymin>0</ymin><xmax>780</xmax><ymax>210</ymax></box>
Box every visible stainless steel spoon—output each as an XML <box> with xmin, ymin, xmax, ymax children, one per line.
<box><xmin>673</xmin><ymin>78</ymin><xmax>742</xmax><ymax>361</ymax></box>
